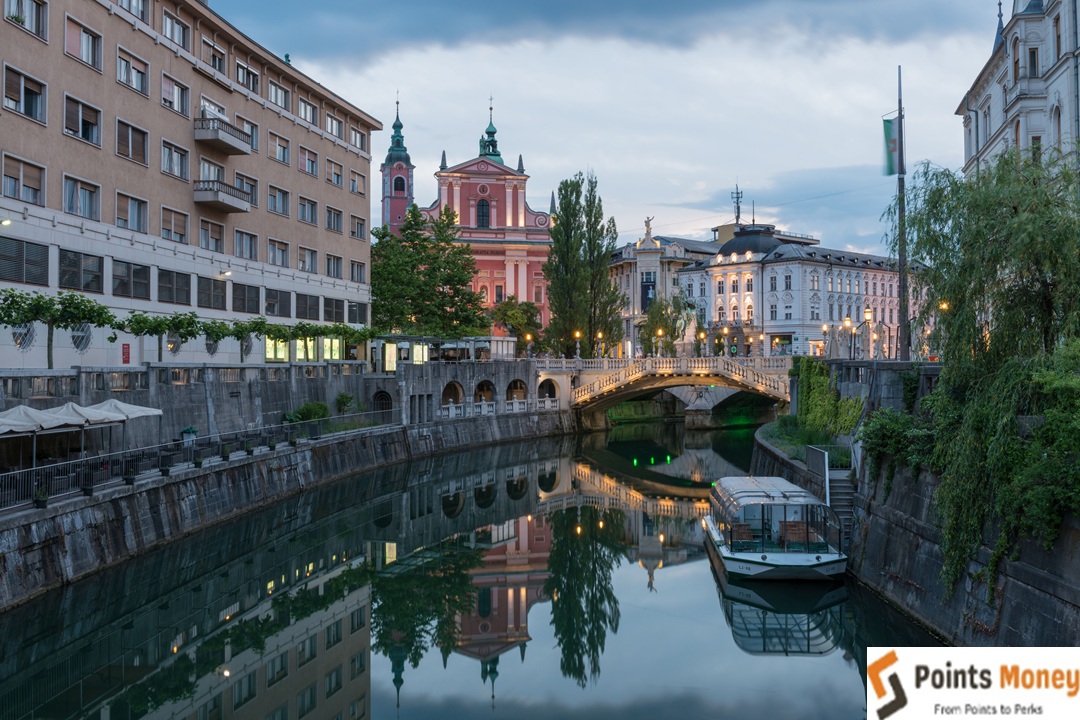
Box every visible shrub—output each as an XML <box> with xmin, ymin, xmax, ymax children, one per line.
<box><xmin>285</xmin><ymin>401</ymin><xmax>330</xmax><ymax>423</ymax></box>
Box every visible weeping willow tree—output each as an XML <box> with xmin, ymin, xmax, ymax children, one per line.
<box><xmin>543</xmin><ymin>506</ymin><xmax>630</xmax><ymax>687</ymax></box>
<box><xmin>884</xmin><ymin>148</ymin><xmax>1080</xmax><ymax>597</ymax></box>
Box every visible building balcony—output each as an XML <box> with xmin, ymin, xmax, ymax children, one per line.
<box><xmin>193</xmin><ymin>117</ymin><xmax>252</xmax><ymax>155</ymax></box>
<box><xmin>193</xmin><ymin>180</ymin><xmax>251</xmax><ymax>213</ymax></box>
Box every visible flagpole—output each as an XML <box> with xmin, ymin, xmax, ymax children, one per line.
<box><xmin>896</xmin><ymin>65</ymin><xmax>910</xmax><ymax>361</ymax></box>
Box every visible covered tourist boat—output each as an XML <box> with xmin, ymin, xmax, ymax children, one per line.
<box><xmin>704</xmin><ymin>476</ymin><xmax>846</xmax><ymax>580</ymax></box>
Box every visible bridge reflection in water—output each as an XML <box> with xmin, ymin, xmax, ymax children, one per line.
<box><xmin>0</xmin><ymin>425</ymin><xmax>937</xmax><ymax>720</ymax></box>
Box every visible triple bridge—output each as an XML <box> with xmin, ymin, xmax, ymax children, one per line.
<box><xmin>534</xmin><ymin>356</ymin><xmax>791</xmax><ymax>412</ymax></box>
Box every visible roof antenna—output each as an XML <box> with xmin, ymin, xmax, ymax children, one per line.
<box><xmin>731</xmin><ymin>184</ymin><xmax>743</xmax><ymax>225</ymax></box>
<box><xmin>752</xmin><ymin>201</ymin><xmax>756</xmax><ymax>224</ymax></box>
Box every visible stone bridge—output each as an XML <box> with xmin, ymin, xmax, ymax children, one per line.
<box><xmin>534</xmin><ymin>356</ymin><xmax>791</xmax><ymax>413</ymax></box>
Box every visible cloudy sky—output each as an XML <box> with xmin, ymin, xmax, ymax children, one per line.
<box><xmin>215</xmin><ymin>0</ymin><xmax>998</xmax><ymax>255</ymax></box>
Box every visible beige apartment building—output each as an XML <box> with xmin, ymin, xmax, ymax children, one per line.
<box><xmin>1</xmin><ymin>0</ymin><xmax>380</xmax><ymax>368</ymax></box>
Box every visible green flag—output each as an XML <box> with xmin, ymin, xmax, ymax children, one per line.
<box><xmin>883</xmin><ymin>118</ymin><xmax>899</xmax><ymax>175</ymax></box>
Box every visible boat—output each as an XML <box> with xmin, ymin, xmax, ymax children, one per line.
<box><xmin>703</xmin><ymin>476</ymin><xmax>846</xmax><ymax>580</ymax></box>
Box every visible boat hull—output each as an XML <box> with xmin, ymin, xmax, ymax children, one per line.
<box><xmin>704</xmin><ymin>516</ymin><xmax>846</xmax><ymax>581</ymax></box>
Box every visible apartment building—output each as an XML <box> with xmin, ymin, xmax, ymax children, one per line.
<box><xmin>1</xmin><ymin>0</ymin><xmax>380</xmax><ymax>368</ymax></box>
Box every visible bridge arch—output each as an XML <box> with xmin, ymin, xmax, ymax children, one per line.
<box><xmin>538</xmin><ymin>378</ymin><xmax>559</xmax><ymax>400</ymax></box>
<box><xmin>474</xmin><ymin>380</ymin><xmax>495</xmax><ymax>403</ymax></box>
<box><xmin>505</xmin><ymin>379</ymin><xmax>527</xmax><ymax>401</ymax></box>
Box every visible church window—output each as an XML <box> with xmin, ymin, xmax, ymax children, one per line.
<box><xmin>477</xmin><ymin>199</ymin><xmax>490</xmax><ymax>228</ymax></box>
<box><xmin>393</xmin><ymin>176</ymin><xmax>405</xmax><ymax>194</ymax></box>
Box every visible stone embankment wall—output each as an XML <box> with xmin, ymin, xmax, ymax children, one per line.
<box><xmin>0</xmin><ymin>411</ymin><xmax>574</xmax><ymax>610</ymax></box>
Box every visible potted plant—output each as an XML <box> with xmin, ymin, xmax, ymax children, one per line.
<box><xmin>124</xmin><ymin>463</ymin><xmax>137</xmax><ymax>484</ymax></box>
<box><xmin>245</xmin><ymin>440</ymin><xmax>256</xmax><ymax>456</ymax></box>
<box><xmin>267</xmin><ymin>438</ymin><xmax>278</xmax><ymax>451</ymax></box>
<box><xmin>33</xmin><ymin>483</ymin><xmax>48</xmax><ymax>509</ymax></box>
<box><xmin>193</xmin><ymin>454</ymin><xmax>205</xmax><ymax>469</ymax></box>
<box><xmin>220</xmin><ymin>442</ymin><xmax>232</xmax><ymax>459</ymax></box>
<box><xmin>181</xmin><ymin>426</ymin><xmax>198</xmax><ymax>446</ymax></box>
<box><xmin>7</xmin><ymin>14</ymin><xmax>25</xmax><ymax>25</ymax></box>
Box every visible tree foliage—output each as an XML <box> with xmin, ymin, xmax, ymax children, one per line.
<box><xmin>544</xmin><ymin>172</ymin><xmax>626</xmax><ymax>358</ymax></box>
<box><xmin>638</xmin><ymin>295</ymin><xmax>695</xmax><ymax>357</ymax></box>
<box><xmin>371</xmin><ymin>205</ymin><xmax>490</xmax><ymax>337</ymax></box>
<box><xmin>0</xmin><ymin>289</ymin><xmax>115</xmax><ymax>368</ymax></box>
<box><xmin>884</xmin><ymin>150</ymin><xmax>1080</xmax><ymax>598</ymax></box>
<box><xmin>490</xmin><ymin>296</ymin><xmax>543</xmax><ymax>355</ymax></box>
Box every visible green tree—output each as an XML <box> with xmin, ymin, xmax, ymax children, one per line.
<box><xmin>545</xmin><ymin>173</ymin><xmax>626</xmax><ymax>357</ymax></box>
<box><xmin>638</xmin><ymin>296</ymin><xmax>694</xmax><ymax>357</ymax></box>
<box><xmin>371</xmin><ymin>205</ymin><xmax>490</xmax><ymax>337</ymax></box>
<box><xmin>0</xmin><ymin>289</ymin><xmax>115</xmax><ymax>369</ymax></box>
<box><xmin>490</xmin><ymin>296</ymin><xmax>542</xmax><ymax>356</ymax></box>
<box><xmin>885</xmin><ymin>149</ymin><xmax>1080</xmax><ymax>596</ymax></box>
<box><xmin>114</xmin><ymin>311</ymin><xmax>201</xmax><ymax>362</ymax></box>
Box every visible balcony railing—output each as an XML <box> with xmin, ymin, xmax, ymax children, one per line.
<box><xmin>193</xmin><ymin>116</ymin><xmax>252</xmax><ymax>154</ymax></box>
<box><xmin>193</xmin><ymin>179</ymin><xmax>252</xmax><ymax>213</ymax></box>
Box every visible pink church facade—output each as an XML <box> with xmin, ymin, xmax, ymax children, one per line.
<box><xmin>381</xmin><ymin>110</ymin><xmax>553</xmax><ymax>331</ymax></box>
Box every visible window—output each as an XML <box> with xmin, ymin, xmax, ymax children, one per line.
<box><xmin>326</xmin><ymin>254</ymin><xmax>342</xmax><ymax>278</ymax></box>
<box><xmin>349</xmin><ymin>126</ymin><xmax>366</xmax><ymax>151</ymax></box>
<box><xmin>116</xmin><ymin>193</ymin><xmax>147</xmax><ymax>232</ymax></box>
<box><xmin>296</xmin><ymin>293</ymin><xmax>319</xmax><ymax>320</ymax></box>
<box><xmin>268</xmin><ymin>239</ymin><xmax>288</xmax><ymax>267</ymax></box>
<box><xmin>112</xmin><ymin>260</ymin><xmax>149</xmax><ymax>299</ymax></box>
<box><xmin>784</xmin><ymin>275</ymin><xmax>792</xmax><ymax>291</ymax></box>
<box><xmin>327</xmin><ymin>159</ymin><xmax>343</xmax><ymax>186</ymax></box>
<box><xmin>231</xmin><ymin>671</ymin><xmax>257</xmax><ymax>710</ymax></box>
<box><xmin>299</xmin><ymin>247</ymin><xmax>316</xmax><ymax>273</ymax></box>
<box><xmin>0</xmin><ymin>237</ymin><xmax>48</xmax><ymax>285</ymax></box>
<box><xmin>346</xmin><ymin>217</ymin><xmax>367</xmax><ymax>242</ymax></box>
<box><xmin>299</xmin><ymin>146</ymin><xmax>318</xmax><ymax>175</ymax></box>
<box><xmin>270</xmin><ymin>133</ymin><xmax>289</xmax><ymax>164</ymax></box>
<box><xmin>350</xmin><ymin>651</ymin><xmax>366</xmax><ymax>680</ymax></box>
<box><xmin>746</xmin><ymin>304</ymin><xmax>754</xmax><ymax>324</ymax></box>
<box><xmin>200</xmin><ymin>219</ymin><xmax>224</xmax><ymax>253</ymax></box>
<box><xmin>115</xmin><ymin>0</ymin><xmax>146</xmax><ymax>22</ymax></box>
<box><xmin>5</xmin><ymin>0</ymin><xmax>46</xmax><ymax>39</ymax></box>
<box><xmin>323</xmin><ymin>297</ymin><xmax>344</xmax><ymax>323</ymax></box>
<box><xmin>533</xmin><ymin>285</ymin><xmax>543</xmax><ymax>304</ymax></box>
<box><xmin>348</xmin><ymin>301</ymin><xmax>367</xmax><ymax>325</ymax></box>
<box><xmin>784</xmin><ymin>306</ymin><xmax>792</xmax><ymax>320</ymax></box>
<box><xmin>325</xmin><ymin>665</ymin><xmax>343</xmax><ymax>697</ymax></box>
<box><xmin>63</xmin><ymin>177</ymin><xmax>99</xmax><ymax>220</ymax></box>
<box><xmin>266</xmin><ymin>705</ymin><xmax>288</xmax><ymax>720</ymax></box>
<box><xmin>62</xmin><ymin>97</ymin><xmax>100</xmax><ymax>145</ymax></box>
<box><xmin>811</xmin><ymin>274</ymin><xmax>820</xmax><ymax>291</ymax></box>
<box><xmin>161</xmin><ymin>75</ymin><xmax>189</xmax><ymax>115</ymax></box>
<box><xmin>393</xmin><ymin>176</ymin><xmax>405</xmax><ymax>193</ymax></box>
<box><xmin>203</xmin><ymin>38</ymin><xmax>225</xmax><ymax>73</ymax></box>
<box><xmin>350</xmin><ymin>171</ymin><xmax>366</xmax><ymax>195</ymax></box>
<box><xmin>268</xmin><ymin>81</ymin><xmax>289</xmax><ymax>110</ymax></box>
<box><xmin>117</xmin><ymin>49</ymin><xmax>148</xmax><ymax>94</ymax></box>
<box><xmin>197</xmin><ymin>276</ymin><xmax>226</xmax><ymax>309</ymax></box>
<box><xmin>717</xmin><ymin>280</ymin><xmax>724</xmax><ymax>295</ymax></box>
<box><xmin>326</xmin><ymin>114</ymin><xmax>343</xmax><ymax>139</ymax></box>
<box><xmin>196</xmin><ymin>696</ymin><xmax>221</xmax><ymax>720</ymax></box>
<box><xmin>161</xmin><ymin>208</ymin><xmax>187</xmax><ymax>243</ymax></box>
<box><xmin>116</xmin><ymin>121</ymin><xmax>148</xmax><ymax>164</ymax></box>
<box><xmin>162</xmin><ymin>11</ymin><xmax>189</xmax><ymax>49</ymax></box>
<box><xmin>770</xmin><ymin>275</ymin><xmax>777</xmax><ymax>292</ymax></box>
<box><xmin>350</xmin><ymin>607</ymin><xmax>366</xmax><ymax>633</ymax></box>
<box><xmin>66</xmin><ymin>19</ymin><xmax>101</xmax><ymax>69</ymax></box>
<box><xmin>161</xmin><ymin>141</ymin><xmax>188</xmax><ymax>179</ymax></box>
<box><xmin>159</xmin><ymin>269</ymin><xmax>190</xmax><ymax>305</ymax></box>
<box><xmin>326</xmin><ymin>620</ymin><xmax>343</xmax><ymax>648</ymax></box>
<box><xmin>769</xmin><ymin>304</ymin><xmax>777</xmax><ymax>321</ymax></box>
<box><xmin>731</xmin><ymin>278</ymin><xmax>738</xmax><ymax>294</ymax></box>
<box><xmin>326</xmin><ymin>207</ymin><xmax>343</xmax><ymax>233</ymax></box>
<box><xmin>1028</xmin><ymin>48</ymin><xmax>1039</xmax><ymax>79</ymax></box>
<box><xmin>233</xmin><ymin>283</ymin><xmax>259</xmax><ymax>314</ymax></box>
<box><xmin>746</xmin><ymin>277</ymin><xmax>753</xmax><ymax>292</ymax></box>
<box><xmin>234</xmin><ymin>173</ymin><xmax>257</xmax><ymax>206</ymax></box>
<box><xmin>199</xmin><ymin>158</ymin><xmax>224</xmax><ymax>182</ymax></box>
<box><xmin>297</xmin><ymin>684</ymin><xmax>317</xmax><ymax>719</ymax></box>
<box><xmin>349</xmin><ymin>261</ymin><xmax>366</xmax><ymax>283</ymax></box>
<box><xmin>265</xmin><ymin>289</ymin><xmax>290</xmax><ymax>317</ymax></box>
<box><xmin>1055</xmin><ymin>15</ymin><xmax>1062</xmax><ymax>59</ymax></box>
<box><xmin>268</xmin><ymin>186</ymin><xmax>289</xmax><ymax>216</ymax></box>
<box><xmin>298</xmin><ymin>98</ymin><xmax>317</xmax><ymax>125</ymax></box>
<box><xmin>1013</xmin><ymin>37</ymin><xmax>1020</xmax><ymax>83</ymax></box>
<box><xmin>235</xmin><ymin>61</ymin><xmax>259</xmax><ymax>92</ymax></box>
<box><xmin>685</xmin><ymin>282</ymin><xmax>694</xmax><ymax>298</ymax></box>
<box><xmin>59</xmin><ymin>250</ymin><xmax>103</xmax><ymax>292</ymax></box>
<box><xmin>476</xmin><ymin>199</ymin><xmax>490</xmax><ymax>228</ymax></box>
<box><xmin>297</xmin><ymin>634</ymin><xmax>318</xmax><ymax>666</ymax></box>
<box><xmin>234</xmin><ymin>230</ymin><xmax>257</xmax><ymax>260</ymax></box>
<box><xmin>495</xmin><ymin>285</ymin><xmax>504</xmax><ymax>303</ymax></box>
<box><xmin>298</xmin><ymin>197</ymin><xmax>317</xmax><ymax>224</ymax></box>
<box><xmin>4</xmin><ymin>67</ymin><xmax>45</xmax><ymax>121</ymax></box>
<box><xmin>236</xmin><ymin>116</ymin><xmax>258</xmax><ymax>151</ymax></box>
<box><xmin>2</xmin><ymin>156</ymin><xmax>43</xmax><ymax>205</ymax></box>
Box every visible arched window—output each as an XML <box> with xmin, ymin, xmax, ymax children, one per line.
<box><xmin>1012</xmin><ymin>37</ymin><xmax>1020</xmax><ymax>82</ymax></box>
<box><xmin>476</xmin><ymin>199</ymin><xmax>490</xmax><ymax>228</ymax></box>
<box><xmin>393</xmin><ymin>176</ymin><xmax>405</xmax><ymax>193</ymax></box>
<box><xmin>745</xmin><ymin>303</ymin><xmax>754</xmax><ymax>324</ymax></box>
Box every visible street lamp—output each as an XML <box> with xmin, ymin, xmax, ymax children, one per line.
<box><xmin>525</xmin><ymin>333</ymin><xmax>533</xmax><ymax>358</ymax></box>
<box><xmin>698</xmin><ymin>330</ymin><xmax>706</xmax><ymax>357</ymax></box>
<box><xmin>596</xmin><ymin>330</ymin><xmax>604</xmax><ymax>358</ymax></box>
<box><xmin>852</xmin><ymin>306</ymin><xmax>872</xmax><ymax>359</ymax></box>
<box><xmin>821</xmin><ymin>323</ymin><xmax>828</xmax><ymax>357</ymax></box>
<box><xmin>574</xmin><ymin>329</ymin><xmax>581</xmax><ymax>358</ymax></box>
<box><xmin>758</xmin><ymin>333</ymin><xmax>764</xmax><ymax>357</ymax></box>
<box><xmin>654</xmin><ymin>327</ymin><xmax>664</xmax><ymax>358</ymax></box>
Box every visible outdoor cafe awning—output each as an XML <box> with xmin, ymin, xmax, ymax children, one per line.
<box><xmin>0</xmin><ymin>401</ymin><xmax>162</xmax><ymax>436</ymax></box>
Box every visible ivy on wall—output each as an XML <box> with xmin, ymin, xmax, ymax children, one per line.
<box><xmin>794</xmin><ymin>357</ymin><xmax>864</xmax><ymax>437</ymax></box>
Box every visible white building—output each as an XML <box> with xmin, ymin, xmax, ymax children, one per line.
<box><xmin>958</xmin><ymin>0</ymin><xmax>1073</xmax><ymax>173</ymax></box>
<box><xmin>676</xmin><ymin>224</ymin><xmax>903</xmax><ymax>358</ymax></box>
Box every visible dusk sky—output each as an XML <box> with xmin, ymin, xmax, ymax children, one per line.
<box><xmin>214</xmin><ymin>0</ymin><xmax>996</xmax><ymax>254</ymax></box>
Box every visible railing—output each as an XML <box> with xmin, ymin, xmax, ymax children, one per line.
<box><xmin>504</xmin><ymin>399</ymin><xmax>528</xmax><ymax>414</ymax></box>
<box><xmin>0</xmin><ymin>407</ymin><xmax>401</xmax><ymax>512</ymax></box>
<box><xmin>193</xmin><ymin>116</ymin><xmax>253</xmax><ymax>145</ymax></box>
<box><xmin>193</xmin><ymin>179</ymin><xmax>252</xmax><ymax>204</ymax></box>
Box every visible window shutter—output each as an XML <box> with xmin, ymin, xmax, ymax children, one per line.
<box><xmin>118</xmin><ymin>123</ymin><xmax>130</xmax><ymax>157</ymax></box>
<box><xmin>65</xmin><ymin>98</ymin><xmax>80</xmax><ymax>133</ymax></box>
<box><xmin>65</xmin><ymin>20</ymin><xmax>82</xmax><ymax>56</ymax></box>
<box><xmin>23</xmin><ymin>163</ymin><xmax>42</xmax><ymax>193</ymax></box>
<box><xmin>116</xmin><ymin>197</ymin><xmax>129</xmax><ymax>224</ymax></box>
<box><xmin>133</xmin><ymin>129</ymin><xmax>146</xmax><ymax>164</ymax></box>
<box><xmin>4</xmin><ymin>69</ymin><xmax>20</xmax><ymax>102</ymax></box>
<box><xmin>23</xmin><ymin>77</ymin><xmax>42</xmax><ymax>95</ymax></box>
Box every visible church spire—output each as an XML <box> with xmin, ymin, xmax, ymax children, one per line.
<box><xmin>517</xmin><ymin>154</ymin><xmax>525</xmax><ymax>173</ymax></box>
<box><xmin>440</xmin><ymin>150</ymin><xmax>447</xmax><ymax>171</ymax></box>
<box><xmin>478</xmin><ymin>97</ymin><xmax>503</xmax><ymax>163</ymax></box>
<box><xmin>993</xmin><ymin>1</ymin><xmax>1005</xmax><ymax>53</ymax></box>
<box><xmin>384</xmin><ymin>100</ymin><xmax>412</xmax><ymax>166</ymax></box>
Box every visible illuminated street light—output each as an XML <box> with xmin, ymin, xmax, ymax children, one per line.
<box><xmin>574</xmin><ymin>329</ymin><xmax>582</xmax><ymax>358</ymax></box>
<box><xmin>698</xmin><ymin>330</ymin><xmax>706</xmax><ymax>357</ymax></box>
<box><xmin>525</xmin><ymin>332</ymin><xmax>533</xmax><ymax>358</ymax></box>
<box><xmin>654</xmin><ymin>327</ymin><xmax>664</xmax><ymax>358</ymax></box>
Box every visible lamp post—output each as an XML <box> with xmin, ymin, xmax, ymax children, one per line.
<box><xmin>654</xmin><ymin>327</ymin><xmax>664</xmax><ymax>358</ymax></box>
<box><xmin>525</xmin><ymin>333</ymin><xmax>533</xmax><ymax>359</ymax></box>
<box><xmin>821</xmin><ymin>323</ymin><xmax>828</xmax><ymax>357</ymax></box>
<box><xmin>574</xmin><ymin>330</ymin><xmax>581</xmax><ymax>359</ymax></box>
<box><xmin>596</xmin><ymin>330</ymin><xmax>604</xmax><ymax>358</ymax></box>
<box><xmin>758</xmin><ymin>333</ymin><xmax>765</xmax><ymax>357</ymax></box>
<box><xmin>722</xmin><ymin>326</ymin><xmax>729</xmax><ymax>356</ymax></box>
<box><xmin>851</xmin><ymin>306</ymin><xmax>872</xmax><ymax>359</ymax></box>
<box><xmin>698</xmin><ymin>330</ymin><xmax>706</xmax><ymax>357</ymax></box>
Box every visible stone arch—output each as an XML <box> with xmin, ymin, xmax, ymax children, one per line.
<box><xmin>538</xmin><ymin>378</ymin><xmax>559</xmax><ymax>400</ymax></box>
<box><xmin>538</xmin><ymin>468</ymin><xmax>558</xmax><ymax>493</ymax></box>
<box><xmin>373</xmin><ymin>391</ymin><xmax>393</xmax><ymax>413</ymax></box>
<box><xmin>474</xmin><ymin>380</ymin><xmax>495</xmax><ymax>403</ymax></box>
<box><xmin>474</xmin><ymin>483</ymin><xmax>497</xmax><ymax>509</ymax></box>
<box><xmin>506</xmin><ymin>476</ymin><xmax>528</xmax><ymax>500</ymax></box>
<box><xmin>442</xmin><ymin>491</ymin><xmax>465</xmax><ymax>518</ymax></box>
<box><xmin>441</xmin><ymin>381</ymin><xmax>465</xmax><ymax>405</ymax></box>
<box><xmin>393</xmin><ymin>175</ymin><xmax>406</xmax><ymax>193</ymax></box>
<box><xmin>373</xmin><ymin>498</ymin><xmax>394</xmax><ymax>528</ymax></box>
<box><xmin>505</xmin><ymin>379</ymin><xmax>526</xmax><ymax>401</ymax></box>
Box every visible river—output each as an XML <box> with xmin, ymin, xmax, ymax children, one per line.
<box><xmin>0</xmin><ymin>423</ymin><xmax>938</xmax><ymax>720</ymax></box>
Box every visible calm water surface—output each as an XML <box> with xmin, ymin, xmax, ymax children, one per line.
<box><xmin>0</xmin><ymin>424</ymin><xmax>938</xmax><ymax>720</ymax></box>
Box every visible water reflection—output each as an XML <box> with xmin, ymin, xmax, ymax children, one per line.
<box><xmin>0</xmin><ymin>425</ymin><xmax>938</xmax><ymax>720</ymax></box>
